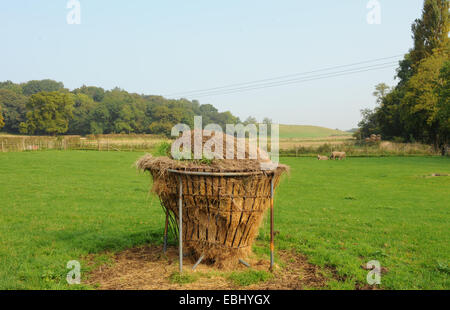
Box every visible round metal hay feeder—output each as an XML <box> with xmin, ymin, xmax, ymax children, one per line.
<box><xmin>151</xmin><ymin>167</ymin><xmax>284</xmax><ymax>271</ymax></box>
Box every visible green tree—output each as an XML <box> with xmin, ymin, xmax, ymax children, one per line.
<box><xmin>115</xmin><ymin>104</ymin><xmax>134</xmax><ymax>133</ymax></box>
<box><xmin>148</xmin><ymin>105</ymin><xmax>184</xmax><ymax>137</ymax></box>
<box><xmin>22</xmin><ymin>80</ymin><xmax>65</xmax><ymax>96</ymax></box>
<box><xmin>373</xmin><ymin>83</ymin><xmax>391</xmax><ymax>104</ymax></box>
<box><xmin>198</xmin><ymin>104</ymin><xmax>219</xmax><ymax>125</ymax></box>
<box><xmin>0</xmin><ymin>78</ymin><xmax>241</xmax><ymax>137</ymax></box>
<box><xmin>402</xmin><ymin>49</ymin><xmax>448</xmax><ymax>148</ymax></box>
<box><xmin>68</xmin><ymin>93</ymin><xmax>96</xmax><ymax>135</ymax></box>
<box><xmin>435</xmin><ymin>60</ymin><xmax>450</xmax><ymax>154</ymax></box>
<box><xmin>73</xmin><ymin>85</ymin><xmax>105</xmax><ymax>102</ymax></box>
<box><xmin>21</xmin><ymin>91</ymin><xmax>74</xmax><ymax>135</ymax></box>
<box><xmin>357</xmin><ymin>108</ymin><xmax>379</xmax><ymax>138</ymax></box>
<box><xmin>262</xmin><ymin>117</ymin><xmax>273</xmax><ymax>135</ymax></box>
<box><xmin>410</xmin><ymin>0</ymin><xmax>449</xmax><ymax>66</ymax></box>
<box><xmin>0</xmin><ymin>80</ymin><xmax>23</xmax><ymax>95</ymax></box>
<box><xmin>357</xmin><ymin>0</ymin><xmax>449</xmax><ymax>150</ymax></box>
<box><xmin>0</xmin><ymin>105</ymin><xmax>5</xmax><ymax>130</ymax></box>
<box><xmin>377</xmin><ymin>88</ymin><xmax>408</xmax><ymax>140</ymax></box>
<box><xmin>395</xmin><ymin>0</ymin><xmax>449</xmax><ymax>86</ymax></box>
<box><xmin>396</xmin><ymin>53</ymin><xmax>415</xmax><ymax>87</ymax></box>
<box><xmin>217</xmin><ymin>111</ymin><xmax>239</xmax><ymax>127</ymax></box>
<box><xmin>243</xmin><ymin>116</ymin><xmax>258</xmax><ymax>125</ymax></box>
<box><xmin>0</xmin><ymin>89</ymin><xmax>27</xmax><ymax>133</ymax></box>
<box><xmin>89</xmin><ymin>103</ymin><xmax>110</xmax><ymax>134</ymax></box>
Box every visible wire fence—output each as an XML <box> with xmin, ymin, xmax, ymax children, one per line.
<box><xmin>0</xmin><ymin>135</ymin><xmax>167</xmax><ymax>153</ymax></box>
<box><xmin>0</xmin><ymin>135</ymin><xmax>439</xmax><ymax>156</ymax></box>
<box><xmin>279</xmin><ymin>141</ymin><xmax>438</xmax><ymax>157</ymax></box>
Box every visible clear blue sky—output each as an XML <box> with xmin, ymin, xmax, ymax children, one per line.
<box><xmin>0</xmin><ymin>0</ymin><xmax>424</xmax><ymax>130</ymax></box>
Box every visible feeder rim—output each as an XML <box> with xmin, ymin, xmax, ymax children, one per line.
<box><xmin>166</xmin><ymin>169</ymin><xmax>276</xmax><ymax>177</ymax></box>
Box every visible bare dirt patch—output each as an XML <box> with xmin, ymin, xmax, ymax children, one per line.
<box><xmin>85</xmin><ymin>245</ymin><xmax>328</xmax><ymax>290</ymax></box>
<box><xmin>421</xmin><ymin>173</ymin><xmax>449</xmax><ymax>178</ymax></box>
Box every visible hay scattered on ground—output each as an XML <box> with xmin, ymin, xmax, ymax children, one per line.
<box><xmin>85</xmin><ymin>244</ymin><xmax>328</xmax><ymax>290</ymax></box>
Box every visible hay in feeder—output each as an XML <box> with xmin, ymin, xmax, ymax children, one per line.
<box><xmin>137</xmin><ymin>130</ymin><xmax>288</xmax><ymax>267</ymax></box>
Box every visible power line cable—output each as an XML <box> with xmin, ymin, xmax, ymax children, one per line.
<box><xmin>181</xmin><ymin>62</ymin><xmax>398</xmax><ymax>98</ymax></box>
<box><xmin>191</xmin><ymin>63</ymin><xmax>397</xmax><ymax>98</ymax></box>
<box><xmin>180</xmin><ymin>61</ymin><xmax>397</xmax><ymax>97</ymax></box>
<box><xmin>164</xmin><ymin>54</ymin><xmax>403</xmax><ymax>97</ymax></box>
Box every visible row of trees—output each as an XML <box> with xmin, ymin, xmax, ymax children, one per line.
<box><xmin>0</xmin><ymin>105</ymin><xmax>4</xmax><ymax>130</ymax></box>
<box><xmin>356</xmin><ymin>0</ymin><xmax>449</xmax><ymax>154</ymax></box>
<box><xmin>0</xmin><ymin>80</ymin><xmax>267</xmax><ymax>137</ymax></box>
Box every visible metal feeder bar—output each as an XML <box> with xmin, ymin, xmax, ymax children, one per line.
<box><xmin>238</xmin><ymin>259</ymin><xmax>251</xmax><ymax>268</ymax></box>
<box><xmin>165</xmin><ymin>169</ymin><xmax>277</xmax><ymax>273</ymax></box>
<box><xmin>192</xmin><ymin>254</ymin><xmax>205</xmax><ymax>271</ymax></box>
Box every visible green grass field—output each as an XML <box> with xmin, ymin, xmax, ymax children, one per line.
<box><xmin>278</xmin><ymin>124</ymin><xmax>351</xmax><ymax>139</ymax></box>
<box><xmin>0</xmin><ymin>151</ymin><xmax>449</xmax><ymax>289</ymax></box>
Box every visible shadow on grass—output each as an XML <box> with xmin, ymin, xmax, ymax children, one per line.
<box><xmin>50</xmin><ymin>228</ymin><xmax>170</xmax><ymax>254</ymax></box>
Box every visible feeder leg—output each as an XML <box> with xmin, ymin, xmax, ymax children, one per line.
<box><xmin>192</xmin><ymin>254</ymin><xmax>204</xmax><ymax>271</ymax></box>
<box><xmin>178</xmin><ymin>176</ymin><xmax>183</xmax><ymax>273</ymax></box>
<box><xmin>270</xmin><ymin>177</ymin><xmax>274</xmax><ymax>271</ymax></box>
<box><xmin>163</xmin><ymin>208</ymin><xmax>169</xmax><ymax>253</ymax></box>
<box><xmin>239</xmin><ymin>259</ymin><xmax>251</xmax><ymax>268</ymax></box>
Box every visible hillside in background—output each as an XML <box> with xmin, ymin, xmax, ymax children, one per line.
<box><xmin>278</xmin><ymin>124</ymin><xmax>352</xmax><ymax>138</ymax></box>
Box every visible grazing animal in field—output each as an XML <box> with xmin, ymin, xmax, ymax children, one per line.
<box><xmin>365</xmin><ymin>134</ymin><xmax>382</xmax><ymax>143</ymax></box>
<box><xmin>330</xmin><ymin>151</ymin><xmax>346</xmax><ymax>160</ymax></box>
<box><xmin>317</xmin><ymin>155</ymin><xmax>329</xmax><ymax>160</ymax></box>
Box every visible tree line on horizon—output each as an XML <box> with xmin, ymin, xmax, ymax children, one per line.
<box><xmin>0</xmin><ymin>79</ymin><xmax>271</xmax><ymax>137</ymax></box>
<box><xmin>356</xmin><ymin>0</ymin><xmax>449</xmax><ymax>154</ymax></box>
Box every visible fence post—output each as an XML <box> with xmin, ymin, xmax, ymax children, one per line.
<box><xmin>1</xmin><ymin>140</ymin><xmax>3</xmax><ymax>152</ymax></box>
